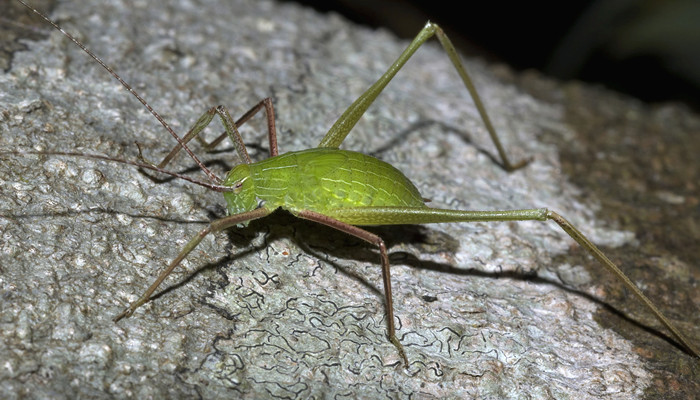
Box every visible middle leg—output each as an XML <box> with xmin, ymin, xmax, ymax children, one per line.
<box><xmin>294</xmin><ymin>209</ymin><xmax>409</xmax><ymax>366</ymax></box>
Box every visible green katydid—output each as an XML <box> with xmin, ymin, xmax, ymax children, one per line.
<box><xmin>12</xmin><ymin>0</ymin><xmax>699</xmax><ymax>367</ymax></box>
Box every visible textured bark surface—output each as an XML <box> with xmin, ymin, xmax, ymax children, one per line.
<box><xmin>1</xmin><ymin>0</ymin><xmax>698</xmax><ymax>398</ymax></box>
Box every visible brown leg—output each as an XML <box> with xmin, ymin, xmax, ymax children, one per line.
<box><xmin>203</xmin><ymin>98</ymin><xmax>279</xmax><ymax>157</ymax></box>
<box><xmin>113</xmin><ymin>207</ymin><xmax>271</xmax><ymax>322</ymax></box>
<box><xmin>295</xmin><ymin>209</ymin><xmax>409</xmax><ymax>366</ymax></box>
<box><xmin>145</xmin><ymin>98</ymin><xmax>278</xmax><ymax>171</ymax></box>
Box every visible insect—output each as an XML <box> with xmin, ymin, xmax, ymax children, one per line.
<box><xmin>6</xmin><ymin>0</ymin><xmax>698</xmax><ymax>371</ymax></box>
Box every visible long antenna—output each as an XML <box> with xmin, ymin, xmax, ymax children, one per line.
<box><xmin>16</xmin><ymin>0</ymin><xmax>223</xmax><ymax>184</ymax></box>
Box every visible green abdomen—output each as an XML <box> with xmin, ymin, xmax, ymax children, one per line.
<box><xmin>250</xmin><ymin>148</ymin><xmax>426</xmax><ymax>214</ymax></box>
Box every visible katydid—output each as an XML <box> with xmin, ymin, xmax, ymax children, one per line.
<box><xmin>11</xmin><ymin>0</ymin><xmax>699</xmax><ymax>367</ymax></box>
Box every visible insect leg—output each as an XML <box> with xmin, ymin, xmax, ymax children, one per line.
<box><xmin>293</xmin><ymin>209</ymin><xmax>409</xmax><ymax>366</ymax></box>
<box><xmin>318</xmin><ymin>22</ymin><xmax>529</xmax><ymax>171</ymax></box>
<box><xmin>325</xmin><ymin>206</ymin><xmax>700</xmax><ymax>358</ymax></box>
<box><xmin>431</xmin><ymin>27</ymin><xmax>531</xmax><ymax>171</ymax></box>
<box><xmin>547</xmin><ymin>210</ymin><xmax>700</xmax><ymax>358</ymax></box>
<box><xmin>200</xmin><ymin>98</ymin><xmax>279</xmax><ymax>157</ymax></box>
<box><xmin>113</xmin><ymin>207</ymin><xmax>272</xmax><ymax>322</ymax></box>
<box><xmin>153</xmin><ymin>98</ymin><xmax>279</xmax><ymax>170</ymax></box>
<box><xmin>140</xmin><ymin>104</ymin><xmax>253</xmax><ymax>176</ymax></box>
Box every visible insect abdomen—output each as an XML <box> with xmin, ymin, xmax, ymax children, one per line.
<box><xmin>249</xmin><ymin>148</ymin><xmax>426</xmax><ymax>215</ymax></box>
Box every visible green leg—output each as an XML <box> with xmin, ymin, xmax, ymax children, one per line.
<box><xmin>113</xmin><ymin>207</ymin><xmax>271</xmax><ymax>322</ymax></box>
<box><xmin>318</xmin><ymin>22</ymin><xmax>529</xmax><ymax>171</ymax></box>
<box><xmin>323</xmin><ymin>206</ymin><xmax>700</xmax><ymax>358</ymax></box>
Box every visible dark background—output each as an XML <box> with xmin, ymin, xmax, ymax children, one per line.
<box><xmin>284</xmin><ymin>0</ymin><xmax>700</xmax><ymax>110</ymax></box>
<box><xmin>6</xmin><ymin>0</ymin><xmax>700</xmax><ymax>109</ymax></box>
